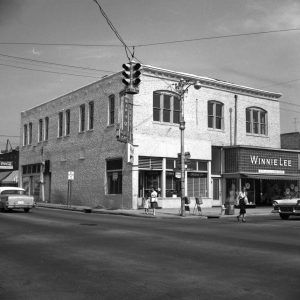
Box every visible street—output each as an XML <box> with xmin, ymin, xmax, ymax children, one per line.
<box><xmin>0</xmin><ymin>208</ymin><xmax>299</xmax><ymax>300</ymax></box>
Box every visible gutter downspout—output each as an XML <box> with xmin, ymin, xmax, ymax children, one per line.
<box><xmin>234</xmin><ymin>95</ymin><xmax>238</xmax><ymax>145</ymax></box>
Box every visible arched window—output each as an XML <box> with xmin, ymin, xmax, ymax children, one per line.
<box><xmin>153</xmin><ymin>91</ymin><xmax>180</xmax><ymax>124</ymax></box>
<box><xmin>246</xmin><ymin>107</ymin><xmax>267</xmax><ymax>135</ymax></box>
<box><xmin>208</xmin><ymin>101</ymin><xmax>224</xmax><ymax>130</ymax></box>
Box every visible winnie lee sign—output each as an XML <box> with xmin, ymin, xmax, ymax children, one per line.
<box><xmin>224</xmin><ymin>147</ymin><xmax>300</xmax><ymax>174</ymax></box>
<box><xmin>250</xmin><ymin>156</ymin><xmax>292</xmax><ymax>167</ymax></box>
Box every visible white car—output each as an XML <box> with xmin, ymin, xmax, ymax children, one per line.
<box><xmin>0</xmin><ymin>187</ymin><xmax>35</xmax><ymax>213</ymax></box>
<box><xmin>272</xmin><ymin>198</ymin><xmax>300</xmax><ymax>220</ymax></box>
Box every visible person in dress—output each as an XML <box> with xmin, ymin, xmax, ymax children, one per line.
<box><xmin>237</xmin><ymin>186</ymin><xmax>248</xmax><ymax>222</ymax></box>
<box><xmin>150</xmin><ymin>187</ymin><xmax>158</xmax><ymax>216</ymax></box>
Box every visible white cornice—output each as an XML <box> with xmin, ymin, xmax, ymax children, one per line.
<box><xmin>142</xmin><ymin>65</ymin><xmax>282</xmax><ymax>101</ymax></box>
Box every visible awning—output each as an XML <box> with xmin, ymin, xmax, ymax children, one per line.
<box><xmin>0</xmin><ymin>171</ymin><xmax>12</xmax><ymax>181</ymax></box>
<box><xmin>241</xmin><ymin>173</ymin><xmax>300</xmax><ymax>181</ymax></box>
<box><xmin>0</xmin><ymin>170</ymin><xmax>18</xmax><ymax>183</ymax></box>
<box><xmin>223</xmin><ymin>172</ymin><xmax>300</xmax><ymax>181</ymax></box>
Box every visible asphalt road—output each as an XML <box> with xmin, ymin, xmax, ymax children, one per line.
<box><xmin>0</xmin><ymin>208</ymin><xmax>299</xmax><ymax>300</ymax></box>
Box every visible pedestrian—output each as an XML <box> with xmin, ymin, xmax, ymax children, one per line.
<box><xmin>237</xmin><ymin>186</ymin><xmax>248</xmax><ymax>222</ymax></box>
<box><xmin>143</xmin><ymin>194</ymin><xmax>150</xmax><ymax>215</ymax></box>
<box><xmin>150</xmin><ymin>187</ymin><xmax>158</xmax><ymax>216</ymax></box>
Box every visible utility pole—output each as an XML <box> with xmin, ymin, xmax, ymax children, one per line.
<box><xmin>174</xmin><ymin>79</ymin><xmax>201</xmax><ymax>216</ymax></box>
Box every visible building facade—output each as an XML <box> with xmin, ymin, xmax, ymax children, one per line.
<box><xmin>19</xmin><ymin>65</ymin><xmax>299</xmax><ymax>208</ymax></box>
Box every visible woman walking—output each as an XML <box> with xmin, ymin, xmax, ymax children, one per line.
<box><xmin>150</xmin><ymin>187</ymin><xmax>158</xmax><ymax>216</ymax></box>
<box><xmin>237</xmin><ymin>186</ymin><xmax>248</xmax><ymax>222</ymax></box>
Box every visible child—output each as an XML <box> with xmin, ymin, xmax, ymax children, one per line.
<box><xmin>143</xmin><ymin>196</ymin><xmax>150</xmax><ymax>215</ymax></box>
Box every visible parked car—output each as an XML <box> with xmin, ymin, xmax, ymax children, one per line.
<box><xmin>0</xmin><ymin>187</ymin><xmax>35</xmax><ymax>213</ymax></box>
<box><xmin>272</xmin><ymin>198</ymin><xmax>300</xmax><ymax>219</ymax></box>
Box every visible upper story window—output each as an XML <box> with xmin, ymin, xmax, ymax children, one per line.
<box><xmin>28</xmin><ymin>122</ymin><xmax>33</xmax><ymax>145</ymax></box>
<box><xmin>38</xmin><ymin>119</ymin><xmax>43</xmax><ymax>142</ymax></box>
<box><xmin>208</xmin><ymin>101</ymin><xmax>224</xmax><ymax>130</ymax></box>
<box><xmin>23</xmin><ymin>124</ymin><xmax>28</xmax><ymax>146</ymax></box>
<box><xmin>79</xmin><ymin>104</ymin><xmax>85</xmax><ymax>132</ymax></box>
<box><xmin>58</xmin><ymin>112</ymin><xmax>63</xmax><ymax>137</ymax></box>
<box><xmin>88</xmin><ymin>101</ymin><xmax>94</xmax><ymax>130</ymax></box>
<box><xmin>108</xmin><ymin>95</ymin><xmax>115</xmax><ymax>125</ymax></box>
<box><xmin>153</xmin><ymin>91</ymin><xmax>180</xmax><ymax>124</ymax></box>
<box><xmin>65</xmin><ymin>109</ymin><xmax>70</xmax><ymax>136</ymax></box>
<box><xmin>246</xmin><ymin>107</ymin><xmax>267</xmax><ymax>135</ymax></box>
<box><xmin>44</xmin><ymin>117</ymin><xmax>49</xmax><ymax>141</ymax></box>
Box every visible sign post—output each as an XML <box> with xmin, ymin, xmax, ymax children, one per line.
<box><xmin>67</xmin><ymin>171</ymin><xmax>74</xmax><ymax>207</ymax></box>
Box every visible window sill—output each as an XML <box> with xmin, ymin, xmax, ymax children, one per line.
<box><xmin>87</xmin><ymin>129</ymin><xmax>94</xmax><ymax>132</ymax></box>
<box><xmin>207</xmin><ymin>128</ymin><xmax>225</xmax><ymax>133</ymax></box>
<box><xmin>78</xmin><ymin>131</ymin><xmax>85</xmax><ymax>134</ymax></box>
<box><xmin>246</xmin><ymin>133</ymin><xmax>269</xmax><ymax>138</ymax></box>
<box><xmin>152</xmin><ymin>121</ymin><xmax>179</xmax><ymax>127</ymax></box>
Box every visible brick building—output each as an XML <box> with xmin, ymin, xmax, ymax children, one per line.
<box><xmin>19</xmin><ymin>65</ymin><xmax>300</xmax><ymax>208</ymax></box>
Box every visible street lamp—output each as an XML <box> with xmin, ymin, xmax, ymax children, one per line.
<box><xmin>174</xmin><ymin>78</ymin><xmax>201</xmax><ymax>216</ymax></box>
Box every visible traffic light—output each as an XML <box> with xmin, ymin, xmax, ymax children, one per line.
<box><xmin>131</xmin><ymin>63</ymin><xmax>141</xmax><ymax>88</ymax></box>
<box><xmin>121</xmin><ymin>61</ymin><xmax>141</xmax><ymax>94</ymax></box>
<box><xmin>122</xmin><ymin>63</ymin><xmax>131</xmax><ymax>87</ymax></box>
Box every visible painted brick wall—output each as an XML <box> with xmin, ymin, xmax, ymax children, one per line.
<box><xmin>20</xmin><ymin>73</ymin><xmax>133</xmax><ymax>208</ymax></box>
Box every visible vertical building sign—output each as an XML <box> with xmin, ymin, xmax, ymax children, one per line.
<box><xmin>120</xmin><ymin>93</ymin><xmax>133</xmax><ymax>143</ymax></box>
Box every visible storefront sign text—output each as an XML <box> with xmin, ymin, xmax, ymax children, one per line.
<box><xmin>0</xmin><ymin>161</ymin><xmax>13</xmax><ymax>169</ymax></box>
<box><xmin>250</xmin><ymin>155</ymin><xmax>292</xmax><ymax>167</ymax></box>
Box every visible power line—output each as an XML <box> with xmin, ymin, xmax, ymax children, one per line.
<box><xmin>1</xmin><ymin>28</ymin><xmax>299</xmax><ymax>49</ymax></box>
<box><xmin>0</xmin><ymin>52</ymin><xmax>115</xmax><ymax>74</ymax></box>
<box><xmin>92</xmin><ymin>0</ymin><xmax>133</xmax><ymax>61</ymax></box>
<box><xmin>0</xmin><ymin>42</ymin><xmax>122</xmax><ymax>47</ymax></box>
<box><xmin>134</xmin><ymin>28</ymin><xmax>300</xmax><ymax>47</ymax></box>
<box><xmin>0</xmin><ymin>62</ymin><xmax>100</xmax><ymax>79</ymax></box>
<box><xmin>259</xmin><ymin>78</ymin><xmax>300</xmax><ymax>89</ymax></box>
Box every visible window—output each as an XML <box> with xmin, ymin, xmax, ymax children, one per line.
<box><xmin>58</xmin><ymin>112</ymin><xmax>63</xmax><ymax>137</ymax></box>
<box><xmin>28</xmin><ymin>122</ymin><xmax>33</xmax><ymax>145</ymax></box>
<box><xmin>79</xmin><ymin>104</ymin><xmax>85</xmax><ymax>132</ymax></box>
<box><xmin>38</xmin><ymin>119</ymin><xmax>43</xmax><ymax>142</ymax></box>
<box><xmin>23</xmin><ymin>124</ymin><xmax>28</xmax><ymax>146</ymax></box>
<box><xmin>108</xmin><ymin>95</ymin><xmax>115</xmax><ymax>125</ymax></box>
<box><xmin>65</xmin><ymin>109</ymin><xmax>70</xmax><ymax>135</ymax></box>
<box><xmin>107</xmin><ymin>159</ymin><xmax>122</xmax><ymax>194</ymax></box>
<box><xmin>208</xmin><ymin>101</ymin><xmax>224</xmax><ymax>130</ymax></box>
<box><xmin>153</xmin><ymin>91</ymin><xmax>180</xmax><ymax>124</ymax></box>
<box><xmin>44</xmin><ymin>117</ymin><xmax>49</xmax><ymax>141</ymax></box>
<box><xmin>88</xmin><ymin>101</ymin><xmax>94</xmax><ymax>130</ymax></box>
<box><xmin>246</xmin><ymin>107</ymin><xmax>267</xmax><ymax>135</ymax></box>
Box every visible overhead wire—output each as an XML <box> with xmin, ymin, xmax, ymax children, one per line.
<box><xmin>92</xmin><ymin>0</ymin><xmax>134</xmax><ymax>61</ymax></box>
<box><xmin>0</xmin><ymin>52</ymin><xmax>115</xmax><ymax>74</ymax></box>
<box><xmin>0</xmin><ymin>62</ymin><xmax>100</xmax><ymax>79</ymax></box>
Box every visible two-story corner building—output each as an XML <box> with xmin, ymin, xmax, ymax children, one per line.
<box><xmin>19</xmin><ymin>65</ymin><xmax>300</xmax><ymax>209</ymax></box>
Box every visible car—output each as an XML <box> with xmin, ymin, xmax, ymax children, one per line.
<box><xmin>272</xmin><ymin>198</ymin><xmax>300</xmax><ymax>220</ymax></box>
<box><xmin>0</xmin><ymin>187</ymin><xmax>35</xmax><ymax>213</ymax></box>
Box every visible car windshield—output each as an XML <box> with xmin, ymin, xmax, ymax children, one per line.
<box><xmin>1</xmin><ymin>190</ymin><xmax>24</xmax><ymax>195</ymax></box>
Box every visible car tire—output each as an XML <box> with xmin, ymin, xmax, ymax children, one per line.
<box><xmin>24</xmin><ymin>208</ymin><xmax>30</xmax><ymax>213</ymax></box>
<box><xmin>279</xmin><ymin>213</ymin><xmax>290</xmax><ymax>220</ymax></box>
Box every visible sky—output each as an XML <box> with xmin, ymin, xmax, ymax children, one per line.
<box><xmin>0</xmin><ymin>0</ymin><xmax>299</xmax><ymax>150</ymax></box>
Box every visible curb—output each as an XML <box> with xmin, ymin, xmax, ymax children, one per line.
<box><xmin>35</xmin><ymin>203</ymin><xmax>273</xmax><ymax>219</ymax></box>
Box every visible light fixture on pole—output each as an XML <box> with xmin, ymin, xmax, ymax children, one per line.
<box><xmin>174</xmin><ymin>78</ymin><xmax>201</xmax><ymax>216</ymax></box>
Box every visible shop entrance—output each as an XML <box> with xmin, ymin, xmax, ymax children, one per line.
<box><xmin>241</xmin><ymin>178</ymin><xmax>299</xmax><ymax>206</ymax></box>
<box><xmin>138</xmin><ymin>171</ymin><xmax>162</xmax><ymax>198</ymax></box>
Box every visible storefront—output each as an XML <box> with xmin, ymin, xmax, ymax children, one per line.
<box><xmin>223</xmin><ymin>146</ymin><xmax>300</xmax><ymax>206</ymax></box>
<box><xmin>137</xmin><ymin>156</ymin><xmax>209</xmax><ymax>204</ymax></box>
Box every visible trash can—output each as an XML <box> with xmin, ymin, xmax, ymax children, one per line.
<box><xmin>225</xmin><ymin>200</ymin><xmax>235</xmax><ymax>215</ymax></box>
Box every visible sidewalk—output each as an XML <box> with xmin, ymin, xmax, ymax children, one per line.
<box><xmin>36</xmin><ymin>202</ymin><xmax>273</xmax><ymax>219</ymax></box>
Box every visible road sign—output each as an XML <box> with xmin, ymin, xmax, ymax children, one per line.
<box><xmin>68</xmin><ymin>171</ymin><xmax>74</xmax><ymax>181</ymax></box>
